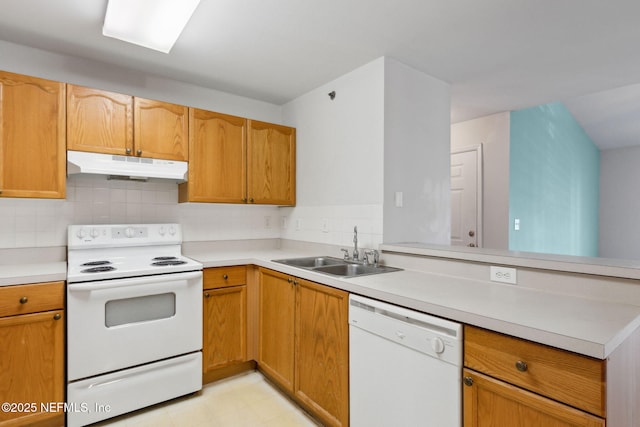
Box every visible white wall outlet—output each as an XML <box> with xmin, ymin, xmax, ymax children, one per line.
<box><xmin>296</xmin><ymin>219</ymin><xmax>302</xmax><ymax>231</ymax></box>
<box><xmin>395</xmin><ymin>191</ymin><xmax>403</xmax><ymax>207</ymax></box>
<box><xmin>264</xmin><ymin>216</ymin><xmax>272</xmax><ymax>229</ymax></box>
<box><xmin>514</xmin><ymin>218</ymin><xmax>520</xmax><ymax>231</ymax></box>
<box><xmin>490</xmin><ymin>266</ymin><xmax>517</xmax><ymax>285</ymax></box>
<box><xmin>281</xmin><ymin>217</ymin><xmax>288</xmax><ymax>230</ymax></box>
<box><xmin>321</xmin><ymin>218</ymin><xmax>329</xmax><ymax>233</ymax></box>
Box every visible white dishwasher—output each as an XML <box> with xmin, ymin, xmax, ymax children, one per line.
<box><xmin>349</xmin><ymin>294</ymin><xmax>463</xmax><ymax>426</ymax></box>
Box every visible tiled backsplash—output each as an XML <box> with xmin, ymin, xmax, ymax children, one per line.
<box><xmin>0</xmin><ymin>175</ymin><xmax>383</xmax><ymax>250</ymax></box>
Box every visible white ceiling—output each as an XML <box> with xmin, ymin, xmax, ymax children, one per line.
<box><xmin>1</xmin><ymin>0</ymin><xmax>639</xmax><ymax>149</ymax></box>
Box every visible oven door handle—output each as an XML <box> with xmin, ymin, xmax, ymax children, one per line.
<box><xmin>68</xmin><ymin>271</ymin><xmax>202</xmax><ymax>292</ymax></box>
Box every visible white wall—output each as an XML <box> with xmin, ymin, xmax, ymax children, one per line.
<box><xmin>599</xmin><ymin>145</ymin><xmax>640</xmax><ymax>259</ymax></box>
<box><xmin>282</xmin><ymin>57</ymin><xmax>451</xmax><ymax>249</ymax></box>
<box><xmin>451</xmin><ymin>112</ymin><xmax>510</xmax><ymax>250</ymax></box>
<box><xmin>383</xmin><ymin>58</ymin><xmax>451</xmax><ymax>244</ymax></box>
<box><xmin>0</xmin><ymin>40</ymin><xmax>282</xmax><ymax>248</ymax></box>
<box><xmin>281</xmin><ymin>58</ymin><xmax>385</xmax><ymax>249</ymax></box>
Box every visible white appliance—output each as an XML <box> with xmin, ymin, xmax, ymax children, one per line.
<box><xmin>349</xmin><ymin>294</ymin><xmax>463</xmax><ymax>427</ymax></box>
<box><xmin>66</xmin><ymin>224</ymin><xmax>203</xmax><ymax>427</ymax></box>
<box><xmin>67</xmin><ymin>150</ymin><xmax>188</xmax><ymax>182</ymax></box>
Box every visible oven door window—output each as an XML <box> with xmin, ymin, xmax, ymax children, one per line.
<box><xmin>105</xmin><ymin>293</ymin><xmax>176</xmax><ymax>327</ymax></box>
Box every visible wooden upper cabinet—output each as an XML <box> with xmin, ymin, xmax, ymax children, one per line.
<box><xmin>179</xmin><ymin>109</ymin><xmax>246</xmax><ymax>203</ymax></box>
<box><xmin>0</xmin><ymin>71</ymin><xmax>66</xmax><ymax>199</ymax></box>
<box><xmin>134</xmin><ymin>97</ymin><xmax>188</xmax><ymax>161</ymax></box>
<box><xmin>67</xmin><ymin>84</ymin><xmax>134</xmax><ymax>155</ymax></box>
<box><xmin>247</xmin><ymin>120</ymin><xmax>296</xmax><ymax>205</ymax></box>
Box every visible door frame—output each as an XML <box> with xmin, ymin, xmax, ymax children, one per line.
<box><xmin>451</xmin><ymin>144</ymin><xmax>483</xmax><ymax>248</ymax></box>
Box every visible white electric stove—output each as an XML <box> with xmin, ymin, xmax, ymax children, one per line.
<box><xmin>66</xmin><ymin>224</ymin><xmax>203</xmax><ymax>427</ymax></box>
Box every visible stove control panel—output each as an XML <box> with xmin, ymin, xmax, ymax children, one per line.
<box><xmin>68</xmin><ymin>224</ymin><xmax>183</xmax><ymax>248</ymax></box>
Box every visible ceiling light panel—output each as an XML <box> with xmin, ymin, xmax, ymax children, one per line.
<box><xmin>103</xmin><ymin>0</ymin><xmax>201</xmax><ymax>53</ymax></box>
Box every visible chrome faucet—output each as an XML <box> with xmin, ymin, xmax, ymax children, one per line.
<box><xmin>352</xmin><ymin>226</ymin><xmax>359</xmax><ymax>261</ymax></box>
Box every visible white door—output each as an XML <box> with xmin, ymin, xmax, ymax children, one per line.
<box><xmin>451</xmin><ymin>145</ymin><xmax>482</xmax><ymax>247</ymax></box>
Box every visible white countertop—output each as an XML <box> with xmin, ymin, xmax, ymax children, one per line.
<box><xmin>186</xmin><ymin>247</ymin><xmax>640</xmax><ymax>359</ymax></box>
<box><xmin>3</xmin><ymin>246</ymin><xmax>639</xmax><ymax>360</ymax></box>
<box><xmin>0</xmin><ymin>262</ymin><xmax>67</xmax><ymax>286</ymax></box>
<box><xmin>381</xmin><ymin>242</ymin><xmax>640</xmax><ymax>279</ymax></box>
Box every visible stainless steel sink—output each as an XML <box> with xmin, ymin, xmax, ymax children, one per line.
<box><xmin>273</xmin><ymin>256</ymin><xmax>346</xmax><ymax>268</ymax></box>
<box><xmin>272</xmin><ymin>256</ymin><xmax>402</xmax><ymax>277</ymax></box>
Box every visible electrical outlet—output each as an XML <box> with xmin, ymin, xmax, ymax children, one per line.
<box><xmin>281</xmin><ymin>217</ymin><xmax>288</xmax><ymax>229</ymax></box>
<box><xmin>321</xmin><ymin>218</ymin><xmax>329</xmax><ymax>233</ymax></box>
<box><xmin>296</xmin><ymin>219</ymin><xmax>302</xmax><ymax>231</ymax></box>
<box><xmin>490</xmin><ymin>266</ymin><xmax>517</xmax><ymax>284</ymax></box>
<box><xmin>264</xmin><ymin>216</ymin><xmax>271</xmax><ymax>229</ymax></box>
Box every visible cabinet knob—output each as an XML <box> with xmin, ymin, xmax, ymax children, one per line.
<box><xmin>288</xmin><ymin>278</ymin><xmax>293</xmax><ymax>283</ymax></box>
<box><xmin>249</xmin><ymin>198</ymin><xmax>254</xmax><ymax>203</ymax></box>
<box><xmin>204</xmin><ymin>292</ymin><xmax>210</xmax><ymax>298</ymax></box>
<box><xmin>293</xmin><ymin>279</ymin><xmax>298</xmax><ymax>285</ymax></box>
<box><xmin>242</xmin><ymin>198</ymin><xmax>247</xmax><ymax>203</ymax></box>
<box><xmin>53</xmin><ymin>313</ymin><xmax>61</xmax><ymax>320</ymax></box>
<box><xmin>19</xmin><ymin>296</ymin><xmax>28</xmax><ymax>304</ymax></box>
<box><xmin>515</xmin><ymin>360</ymin><xmax>528</xmax><ymax>372</ymax></box>
<box><xmin>136</xmin><ymin>149</ymin><xmax>142</xmax><ymax>156</ymax></box>
<box><xmin>125</xmin><ymin>148</ymin><xmax>132</xmax><ymax>154</ymax></box>
<box><xmin>463</xmin><ymin>376</ymin><xmax>474</xmax><ymax>387</ymax></box>
<box><xmin>223</xmin><ymin>274</ymin><xmax>228</xmax><ymax>280</ymax></box>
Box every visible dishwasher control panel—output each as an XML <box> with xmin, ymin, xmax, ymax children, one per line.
<box><xmin>349</xmin><ymin>294</ymin><xmax>463</xmax><ymax>366</ymax></box>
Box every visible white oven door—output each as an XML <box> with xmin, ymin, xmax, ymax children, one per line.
<box><xmin>67</xmin><ymin>271</ymin><xmax>202</xmax><ymax>381</ymax></box>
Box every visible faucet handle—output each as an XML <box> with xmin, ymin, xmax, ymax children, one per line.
<box><xmin>364</xmin><ymin>250</ymin><xmax>379</xmax><ymax>267</ymax></box>
<box><xmin>340</xmin><ymin>248</ymin><xmax>350</xmax><ymax>260</ymax></box>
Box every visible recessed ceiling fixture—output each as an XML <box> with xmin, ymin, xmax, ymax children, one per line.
<box><xmin>103</xmin><ymin>0</ymin><xmax>201</xmax><ymax>53</ymax></box>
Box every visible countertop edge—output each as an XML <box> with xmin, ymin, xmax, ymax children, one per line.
<box><xmin>189</xmin><ymin>250</ymin><xmax>640</xmax><ymax>359</ymax></box>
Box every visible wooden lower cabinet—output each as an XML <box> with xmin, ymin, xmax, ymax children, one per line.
<box><xmin>258</xmin><ymin>268</ymin><xmax>296</xmax><ymax>391</ymax></box>
<box><xmin>202</xmin><ymin>267</ymin><xmax>253</xmax><ymax>383</ymax></box>
<box><xmin>295</xmin><ymin>278</ymin><xmax>349</xmax><ymax>427</ymax></box>
<box><xmin>258</xmin><ymin>268</ymin><xmax>349</xmax><ymax>427</ymax></box>
<box><xmin>463</xmin><ymin>369</ymin><xmax>604</xmax><ymax>427</ymax></box>
<box><xmin>463</xmin><ymin>325</ymin><xmax>606</xmax><ymax>426</ymax></box>
<box><xmin>0</xmin><ymin>282</ymin><xmax>65</xmax><ymax>427</ymax></box>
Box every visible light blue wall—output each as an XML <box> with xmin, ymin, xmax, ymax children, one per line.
<box><xmin>509</xmin><ymin>102</ymin><xmax>600</xmax><ymax>256</ymax></box>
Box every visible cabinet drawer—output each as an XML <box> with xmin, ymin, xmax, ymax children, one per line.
<box><xmin>0</xmin><ymin>281</ymin><xmax>64</xmax><ymax>317</ymax></box>
<box><xmin>203</xmin><ymin>266</ymin><xmax>246</xmax><ymax>289</ymax></box>
<box><xmin>464</xmin><ymin>325</ymin><xmax>605</xmax><ymax>417</ymax></box>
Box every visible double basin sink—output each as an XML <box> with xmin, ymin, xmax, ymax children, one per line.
<box><xmin>272</xmin><ymin>256</ymin><xmax>402</xmax><ymax>278</ymax></box>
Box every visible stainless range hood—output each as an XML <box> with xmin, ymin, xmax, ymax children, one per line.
<box><xmin>67</xmin><ymin>150</ymin><xmax>188</xmax><ymax>182</ymax></box>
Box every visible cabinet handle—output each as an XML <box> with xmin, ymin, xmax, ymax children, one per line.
<box><xmin>223</xmin><ymin>274</ymin><xmax>228</xmax><ymax>280</ymax></box>
<box><xmin>242</xmin><ymin>198</ymin><xmax>247</xmax><ymax>203</ymax></box>
<box><xmin>249</xmin><ymin>198</ymin><xmax>254</xmax><ymax>203</ymax></box>
<box><xmin>204</xmin><ymin>292</ymin><xmax>210</xmax><ymax>298</ymax></box>
<box><xmin>515</xmin><ymin>360</ymin><xmax>528</xmax><ymax>372</ymax></box>
<box><xmin>463</xmin><ymin>376</ymin><xmax>473</xmax><ymax>386</ymax></box>
<box><xmin>293</xmin><ymin>279</ymin><xmax>299</xmax><ymax>286</ymax></box>
<box><xmin>19</xmin><ymin>296</ymin><xmax>28</xmax><ymax>304</ymax></box>
<box><xmin>288</xmin><ymin>278</ymin><xmax>293</xmax><ymax>283</ymax></box>
<box><xmin>136</xmin><ymin>149</ymin><xmax>142</xmax><ymax>156</ymax></box>
<box><xmin>53</xmin><ymin>313</ymin><xmax>61</xmax><ymax>320</ymax></box>
<box><xmin>125</xmin><ymin>148</ymin><xmax>132</xmax><ymax>154</ymax></box>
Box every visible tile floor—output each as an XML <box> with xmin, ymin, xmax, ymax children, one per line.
<box><xmin>93</xmin><ymin>371</ymin><xmax>319</xmax><ymax>427</ymax></box>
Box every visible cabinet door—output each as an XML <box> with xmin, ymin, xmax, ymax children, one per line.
<box><xmin>247</xmin><ymin>120</ymin><xmax>295</xmax><ymax>205</ymax></box>
<box><xmin>258</xmin><ymin>268</ymin><xmax>295</xmax><ymax>392</ymax></box>
<box><xmin>0</xmin><ymin>71</ymin><xmax>65</xmax><ymax>199</ymax></box>
<box><xmin>179</xmin><ymin>109</ymin><xmax>246</xmax><ymax>203</ymax></box>
<box><xmin>134</xmin><ymin>97</ymin><xmax>188</xmax><ymax>161</ymax></box>
<box><xmin>463</xmin><ymin>369</ymin><xmax>605</xmax><ymax>427</ymax></box>
<box><xmin>67</xmin><ymin>84</ymin><xmax>134</xmax><ymax>155</ymax></box>
<box><xmin>203</xmin><ymin>286</ymin><xmax>247</xmax><ymax>372</ymax></box>
<box><xmin>295</xmin><ymin>279</ymin><xmax>349</xmax><ymax>427</ymax></box>
<box><xmin>0</xmin><ymin>310</ymin><xmax>64</xmax><ymax>426</ymax></box>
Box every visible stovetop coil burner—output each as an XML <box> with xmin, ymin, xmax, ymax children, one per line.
<box><xmin>81</xmin><ymin>266</ymin><xmax>117</xmax><ymax>273</ymax></box>
<box><xmin>81</xmin><ymin>260</ymin><xmax>112</xmax><ymax>267</ymax></box>
<box><xmin>152</xmin><ymin>256</ymin><xmax>179</xmax><ymax>261</ymax></box>
<box><xmin>152</xmin><ymin>260</ymin><xmax>188</xmax><ymax>266</ymax></box>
